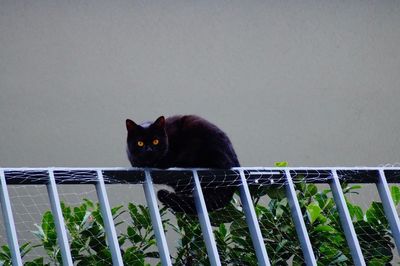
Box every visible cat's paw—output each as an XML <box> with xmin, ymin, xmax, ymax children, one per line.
<box><xmin>157</xmin><ymin>189</ymin><xmax>173</xmax><ymax>203</ymax></box>
<box><xmin>157</xmin><ymin>189</ymin><xmax>197</xmax><ymax>214</ymax></box>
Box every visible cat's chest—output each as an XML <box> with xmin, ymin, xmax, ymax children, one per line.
<box><xmin>156</xmin><ymin>148</ymin><xmax>198</xmax><ymax>168</ymax></box>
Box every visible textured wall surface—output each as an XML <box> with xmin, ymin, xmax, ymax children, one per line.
<box><xmin>1</xmin><ymin>0</ymin><xmax>400</xmax><ymax>167</ymax></box>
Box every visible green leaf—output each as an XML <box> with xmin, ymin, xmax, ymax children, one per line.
<box><xmin>129</xmin><ymin>203</ymin><xmax>146</xmax><ymax>229</ymax></box>
<box><xmin>0</xmin><ymin>245</ymin><xmax>10</xmax><ymax>262</ymax></box>
<box><xmin>366</xmin><ymin>202</ymin><xmax>386</xmax><ymax>227</ymax></box>
<box><xmin>368</xmin><ymin>257</ymin><xmax>392</xmax><ymax>266</ymax></box>
<box><xmin>315</xmin><ymin>192</ymin><xmax>327</xmax><ymax>208</ymax></box>
<box><xmin>343</xmin><ymin>185</ymin><xmax>362</xmax><ymax>194</ymax></box>
<box><xmin>41</xmin><ymin>211</ymin><xmax>54</xmax><ymax>236</ymax></box>
<box><xmin>127</xmin><ymin>227</ymin><xmax>142</xmax><ymax>244</ymax></box>
<box><xmin>230</xmin><ymin>219</ymin><xmax>248</xmax><ymax>237</ymax></box>
<box><xmin>347</xmin><ymin>202</ymin><xmax>355</xmax><ymax>220</ymax></box>
<box><xmin>32</xmin><ymin>225</ymin><xmax>45</xmax><ymax>241</ymax></box>
<box><xmin>330</xmin><ymin>253</ymin><xmax>348</xmax><ymax>264</ymax></box>
<box><xmin>218</xmin><ymin>223</ymin><xmax>227</xmax><ymax>238</ymax></box>
<box><xmin>275</xmin><ymin>206</ymin><xmax>284</xmax><ymax>218</ymax></box>
<box><xmin>209</xmin><ymin>203</ymin><xmax>243</xmax><ymax>224</ymax></box>
<box><xmin>275</xmin><ymin>239</ymin><xmax>289</xmax><ymax>253</ymax></box>
<box><xmin>111</xmin><ymin>205</ymin><xmax>124</xmax><ymax>216</ymax></box>
<box><xmin>304</xmin><ymin>184</ymin><xmax>318</xmax><ymax>197</ymax></box>
<box><xmin>265</xmin><ymin>187</ymin><xmax>286</xmax><ymax>200</ymax></box>
<box><xmin>61</xmin><ymin>202</ymin><xmax>72</xmax><ymax>221</ymax></box>
<box><xmin>74</xmin><ymin>206</ymin><xmax>85</xmax><ymax>222</ymax></box>
<box><xmin>390</xmin><ymin>186</ymin><xmax>400</xmax><ymax>206</ymax></box>
<box><xmin>19</xmin><ymin>242</ymin><xmax>33</xmax><ymax>257</ymax></box>
<box><xmin>274</xmin><ymin>161</ymin><xmax>288</xmax><ymax>167</ymax></box>
<box><xmin>353</xmin><ymin>205</ymin><xmax>364</xmax><ymax>221</ymax></box>
<box><xmin>306</xmin><ymin>203</ymin><xmax>321</xmax><ymax>224</ymax></box>
<box><xmin>314</xmin><ymin>225</ymin><xmax>335</xmax><ymax>233</ymax></box>
<box><xmin>1</xmin><ymin>245</ymin><xmax>10</xmax><ymax>254</ymax></box>
<box><xmin>82</xmin><ymin>198</ymin><xmax>94</xmax><ymax>208</ymax></box>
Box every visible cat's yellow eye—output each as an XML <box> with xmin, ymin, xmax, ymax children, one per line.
<box><xmin>137</xmin><ymin>141</ymin><xmax>144</xmax><ymax>147</ymax></box>
<box><xmin>152</xmin><ymin>139</ymin><xmax>159</xmax><ymax>145</ymax></box>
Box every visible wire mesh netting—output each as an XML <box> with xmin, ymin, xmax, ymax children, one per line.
<box><xmin>0</xmin><ymin>167</ymin><xmax>399</xmax><ymax>265</ymax></box>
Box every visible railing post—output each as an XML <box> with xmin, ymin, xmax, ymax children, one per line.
<box><xmin>0</xmin><ymin>170</ymin><xmax>22</xmax><ymax>266</ymax></box>
<box><xmin>376</xmin><ymin>169</ymin><xmax>400</xmax><ymax>254</ymax></box>
<box><xmin>192</xmin><ymin>170</ymin><xmax>221</xmax><ymax>266</ymax></box>
<box><xmin>284</xmin><ymin>169</ymin><xmax>317</xmax><ymax>266</ymax></box>
<box><xmin>330</xmin><ymin>170</ymin><xmax>365</xmax><ymax>266</ymax></box>
<box><xmin>96</xmin><ymin>170</ymin><xmax>124</xmax><ymax>266</ymax></box>
<box><xmin>238</xmin><ymin>169</ymin><xmax>270</xmax><ymax>266</ymax></box>
<box><xmin>143</xmin><ymin>169</ymin><xmax>172</xmax><ymax>266</ymax></box>
<box><xmin>47</xmin><ymin>169</ymin><xmax>74</xmax><ymax>266</ymax></box>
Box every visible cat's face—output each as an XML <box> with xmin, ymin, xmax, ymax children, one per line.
<box><xmin>126</xmin><ymin>116</ymin><xmax>168</xmax><ymax>167</ymax></box>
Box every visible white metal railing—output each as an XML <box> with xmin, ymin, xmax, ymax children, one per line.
<box><xmin>0</xmin><ymin>167</ymin><xmax>399</xmax><ymax>266</ymax></box>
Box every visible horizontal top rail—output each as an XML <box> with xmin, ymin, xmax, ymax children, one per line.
<box><xmin>0</xmin><ymin>167</ymin><xmax>399</xmax><ymax>185</ymax></box>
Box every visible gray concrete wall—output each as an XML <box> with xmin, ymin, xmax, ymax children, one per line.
<box><xmin>1</xmin><ymin>0</ymin><xmax>400</xmax><ymax>168</ymax></box>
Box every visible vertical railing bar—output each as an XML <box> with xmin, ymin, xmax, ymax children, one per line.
<box><xmin>192</xmin><ymin>170</ymin><xmax>221</xmax><ymax>266</ymax></box>
<box><xmin>95</xmin><ymin>170</ymin><xmax>124</xmax><ymax>266</ymax></box>
<box><xmin>47</xmin><ymin>169</ymin><xmax>74</xmax><ymax>266</ymax></box>
<box><xmin>376</xmin><ymin>169</ymin><xmax>400</xmax><ymax>254</ymax></box>
<box><xmin>0</xmin><ymin>170</ymin><xmax>23</xmax><ymax>266</ymax></box>
<box><xmin>284</xmin><ymin>169</ymin><xmax>317</xmax><ymax>266</ymax></box>
<box><xmin>143</xmin><ymin>169</ymin><xmax>172</xmax><ymax>266</ymax></box>
<box><xmin>238</xmin><ymin>169</ymin><xmax>270</xmax><ymax>266</ymax></box>
<box><xmin>330</xmin><ymin>170</ymin><xmax>365</xmax><ymax>266</ymax></box>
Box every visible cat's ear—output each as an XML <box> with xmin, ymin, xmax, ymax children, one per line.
<box><xmin>153</xmin><ymin>116</ymin><xmax>165</xmax><ymax>129</ymax></box>
<box><xmin>126</xmin><ymin>119</ymin><xmax>137</xmax><ymax>131</ymax></box>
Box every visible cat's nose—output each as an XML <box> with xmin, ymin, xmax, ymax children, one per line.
<box><xmin>145</xmin><ymin>146</ymin><xmax>153</xmax><ymax>152</ymax></box>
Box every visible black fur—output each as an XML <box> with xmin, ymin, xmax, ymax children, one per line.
<box><xmin>126</xmin><ymin>115</ymin><xmax>240</xmax><ymax>214</ymax></box>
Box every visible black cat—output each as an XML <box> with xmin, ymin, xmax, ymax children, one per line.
<box><xmin>125</xmin><ymin>115</ymin><xmax>240</xmax><ymax>214</ymax></box>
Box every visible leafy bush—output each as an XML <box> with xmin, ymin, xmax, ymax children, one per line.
<box><xmin>3</xmin><ymin>181</ymin><xmax>400</xmax><ymax>265</ymax></box>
